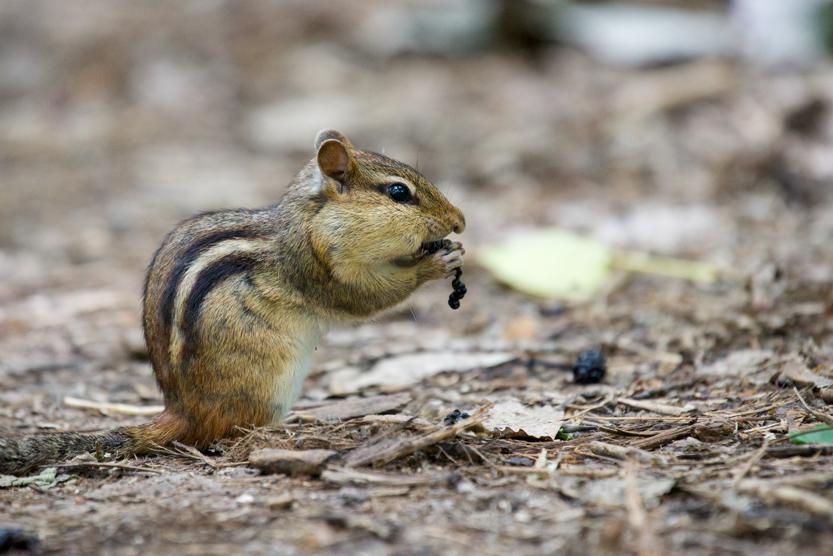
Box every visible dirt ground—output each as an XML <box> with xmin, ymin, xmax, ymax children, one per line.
<box><xmin>2</xmin><ymin>2</ymin><xmax>833</xmax><ymax>555</ymax></box>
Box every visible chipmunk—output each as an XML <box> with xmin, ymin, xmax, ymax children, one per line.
<box><xmin>0</xmin><ymin>129</ymin><xmax>465</xmax><ymax>474</ymax></box>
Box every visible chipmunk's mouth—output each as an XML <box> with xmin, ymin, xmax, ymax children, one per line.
<box><xmin>420</xmin><ymin>239</ymin><xmax>448</xmax><ymax>256</ymax></box>
<box><xmin>393</xmin><ymin>238</ymin><xmax>450</xmax><ymax>267</ymax></box>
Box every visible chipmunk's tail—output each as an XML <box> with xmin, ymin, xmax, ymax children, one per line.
<box><xmin>0</xmin><ymin>411</ymin><xmax>187</xmax><ymax>475</ymax></box>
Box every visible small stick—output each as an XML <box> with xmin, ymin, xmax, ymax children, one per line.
<box><xmin>346</xmin><ymin>404</ymin><xmax>491</xmax><ymax>467</ymax></box>
<box><xmin>793</xmin><ymin>387</ymin><xmax>833</xmax><ymax>426</ymax></box>
<box><xmin>731</xmin><ymin>437</ymin><xmax>769</xmax><ymax>489</ymax></box>
<box><xmin>64</xmin><ymin>396</ymin><xmax>163</xmax><ymax>417</ymax></box>
<box><xmin>623</xmin><ymin>460</ymin><xmax>666</xmax><ymax>556</ymax></box>
<box><xmin>588</xmin><ymin>441</ymin><xmax>666</xmax><ymax>465</ymax></box>
<box><xmin>171</xmin><ymin>440</ymin><xmax>219</xmax><ymax>468</ymax></box>
<box><xmin>48</xmin><ymin>461</ymin><xmax>162</xmax><ymax>474</ymax></box>
<box><xmin>633</xmin><ymin>424</ymin><xmax>697</xmax><ymax>450</ymax></box>
<box><xmin>739</xmin><ymin>482</ymin><xmax>833</xmax><ymax>519</ymax></box>
<box><xmin>617</xmin><ymin>397</ymin><xmax>696</xmax><ymax>416</ymax></box>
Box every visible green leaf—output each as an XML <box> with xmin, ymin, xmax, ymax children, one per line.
<box><xmin>477</xmin><ymin>228</ymin><xmax>720</xmax><ymax>301</ymax></box>
<box><xmin>477</xmin><ymin>230</ymin><xmax>613</xmax><ymax>301</ymax></box>
<box><xmin>789</xmin><ymin>425</ymin><xmax>833</xmax><ymax>445</ymax></box>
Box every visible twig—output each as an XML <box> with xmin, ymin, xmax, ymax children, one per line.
<box><xmin>48</xmin><ymin>461</ymin><xmax>162</xmax><ymax>474</ymax></box>
<box><xmin>346</xmin><ymin>404</ymin><xmax>492</xmax><ymax>467</ymax></box>
<box><xmin>494</xmin><ymin>465</ymin><xmax>551</xmax><ymax>477</ymax></box>
<box><xmin>566</xmin><ymin>391</ymin><xmax>615</xmax><ymax>420</ymax></box>
<box><xmin>589</xmin><ymin>441</ymin><xmax>666</xmax><ymax>465</ymax></box>
<box><xmin>624</xmin><ymin>460</ymin><xmax>664</xmax><ymax>556</ymax></box>
<box><xmin>617</xmin><ymin>397</ymin><xmax>696</xmax><ymax>417</ymax></box>
<box><xmin>632</xmin><ymin>378</ymin><xmax>701</xmax><ymax>400</ymax></box>
<box><xmin>794</xmin><ymin>387</ymin><xmax>833</xmax><ymax>426</ymax></box>
<box><xmin>721</xmin><ymin>401</ymin><xmax>789</xmax><ymax>419</ymax></box>
<box><xmin>64</xmin><ymin>396</ymin><xmax>163</xmax><ymax>416</ymax></box>
<box><xmin>731</xmin><ymin>437</ymin><xmax>769</xmax><ymax>489</ymax></box>
<box><xmin>633</xmin><ymin>424</ymin><xmax>697</xmax><ymax>450</ymax></box>
<box><xmin>171</xmin><ymin>440</ymin><xmax>219</xmax><ymax>468</ymax></box>
<box><xmin>466</xmin><ymin>444</ymin><xmax>497</xmax><ymax>469</ymax></box>
<box><xmin>738</xmin><ymin>481</ymin><xmax>833</xmax><ymax>519</ymax></box>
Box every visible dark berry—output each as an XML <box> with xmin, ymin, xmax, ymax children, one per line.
<box><xmin>447</xmin><ymin>267</ymin><xmax>465</xmax><ymax>309</ymax></box>
<box><xmin>506</xmin><ymin>456</ymin><xmax>534</xmax><ymax>467</ymax></box>
<box><xmin>443</xmin><ymin>409</ymin><xmax>470</xmax><ymax>426</ymax></box>
<box><xmin>572</xmin><ymin>349</ymin><xmax>606</xmax><ymax>384</ymax></box>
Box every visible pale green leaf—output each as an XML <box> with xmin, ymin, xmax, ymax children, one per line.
<box><xmin>477</xmin><ymin>230</ymin><xmax>613</xmax><ymax>300</ymax></box>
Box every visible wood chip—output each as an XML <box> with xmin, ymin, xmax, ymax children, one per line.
<box><xmin>249</xmin><ymin>448</ymin><xmax>337</xmax><ymax>477</ymax></box>
<box><xmin>264</xmin><ymin>493</ymin><xmax>294</xmax><ymax>510</ymax></box>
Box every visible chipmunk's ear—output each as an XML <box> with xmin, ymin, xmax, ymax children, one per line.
<box><xmin>315</xmin><ymin>129</ymin><xmax>353</xmax><ymax>182</ymax></box>
<box><xmin>315</xmin><ymin>129</ymin><xmax>353</xmax><ymax>151</ymax></box>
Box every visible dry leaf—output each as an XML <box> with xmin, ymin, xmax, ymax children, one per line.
<box><xmin>482</xmin><ymin>399</ymin><xmax>564</xmax><ymax>440</ymax></box>
<box><xmin>328</xmin><ymin>351</ymin><xmax>516</xmax><ymax>395</ymax></box>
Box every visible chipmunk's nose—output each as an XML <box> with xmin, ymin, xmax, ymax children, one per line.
<box><xmin>451</xmin><ymin>207</ymin><xmax>466</xmax><ymax>234</ymax></box>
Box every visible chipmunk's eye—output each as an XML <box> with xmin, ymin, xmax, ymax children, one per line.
<box><xmin>387</xmin><ymin>183</ymin><xmax>413</xmax><ymax>204</ymax></box>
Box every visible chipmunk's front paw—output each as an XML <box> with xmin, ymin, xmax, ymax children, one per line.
<box><xmin>419</xmin><ymin>240</ymin><xmax>464</xmax><ymax>282</ymax></box>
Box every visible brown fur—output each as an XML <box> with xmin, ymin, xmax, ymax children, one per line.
<box><xmin>0</xmin><ymin>130</ymin><xmax>465</xmax><ymax>474</ymax></box>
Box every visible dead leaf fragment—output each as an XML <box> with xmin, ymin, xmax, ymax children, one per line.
<box><xmin>482</xmin><ymin>399</ymin><xmax>564</xmax><ymax>440</ymax></box>
<box><xmin>699</xmin><ymin>350</ymin><xmax>774</xmax><ymax>378</ymax></box>
<box><xmin>773</xmin><ymin>360</ymin><xmax>833</xmax><ymax>389</ymax></box>
<box><xmin>570</xmin><ymin>476</ymin><xmax>675</xmax><ymax>509</ymax></box>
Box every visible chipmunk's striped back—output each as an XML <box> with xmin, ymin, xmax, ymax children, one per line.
<box><xmin>144</xmin><ymin>210</ymin><xmax>264</xmax><ymax>382</ymax></box>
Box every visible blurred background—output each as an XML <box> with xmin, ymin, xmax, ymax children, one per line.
<box><xmin>1</xmin><ymin>0</ymin><xmax>832</xmax><ymax>388</ymax></box>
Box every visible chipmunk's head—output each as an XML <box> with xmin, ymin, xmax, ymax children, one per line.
<box><xmin>307</xmin><ymin>129</ymin><xmax>465</xmax><ymax>267</ymax></box>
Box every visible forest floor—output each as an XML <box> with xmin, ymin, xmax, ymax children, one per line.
<box><xmin>2</xmin><ymin>3</ymin><xmax>833</xmax><ymax>555</ymax></box>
